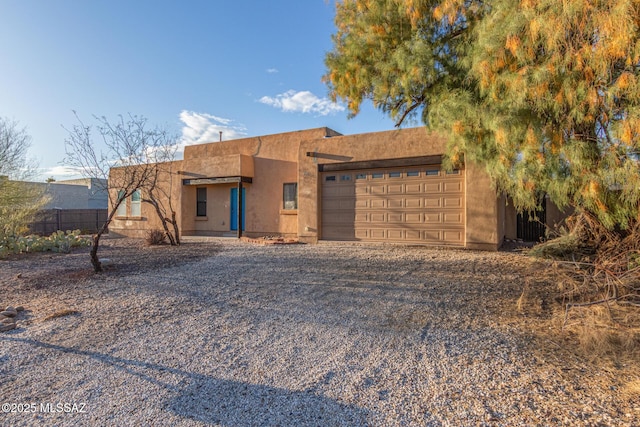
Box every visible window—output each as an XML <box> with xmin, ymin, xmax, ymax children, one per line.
<box><xmin>325</xmin><ymin>175</ymin><xmax>336</xmax><ymax>182</ymax></box>
<box><xmin>283</xmin><ymin>183</ymin><xmax>298</xmax><ymax>210</ymax></box>
<box><xmin>426</xmin><ymin>170</ymin><xmax>439</xmax><ymax>176</ymax></box>
<box><xmin>340</xmin><ymin>174</ymin><xmax>351</xmax><ymax>181</ymax></box>
<box><xmin>130</xmin><ymin>190</ymin><xmax>141</xmax><ymax>217</ymax></box>
<box><xmin>282</xmin><ymin>182</ymin><xmax>298</xmax><ymax>210</ymax></box>
<box><xmin>115</xmin><ymin>190</ymin><xmax>126</xmax><ymax>217</ymax></box>
<box><xmin>389</xmin><ymin>171</ymin><xmax>401</xmax><ymax>178</ymax></box>
<box><xmin>446</xmin><ymin>170</ymin><xmax>460</xmax><ymax>175</ymax></box>
<box><xmin>407</xmin><ymin>171</ymin><xmax>420</xmax><ymax>177</ymax></box>
<box><xmin>356</xmin><ymin>173</ymin><xmax>367</xmax><ymax>180</ymax></box>
<box><xmin>196</xmin><ymin>188</ymin><xmax>207</xmax><ymax>217</ymax></box>
<box><xmin>372</xmin><ymin>172</ymin><xmax>384</xmax><ymax>179</ymax></box>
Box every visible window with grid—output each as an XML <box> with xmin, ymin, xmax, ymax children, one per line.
<box><xmin>130</xmin><ymin>190</ymin><xmax>142</xmax><ymax>216</ymax></box>
<box><xmin>196</xmin><ymin>187</ymin><xmax>207</xmax><ymax>217</ymax></box>
<box><xmin>115</xmin><ymin>190</ymin><xmax>127</xmax><ymax>217</ymax></box>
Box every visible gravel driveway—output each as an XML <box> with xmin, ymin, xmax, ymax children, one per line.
<box><xmin>1</xmin><ymin>238</ymin><xmax>637</xmax><ymax>426</ymax></box>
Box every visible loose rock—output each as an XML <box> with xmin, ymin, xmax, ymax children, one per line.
<box><xmin>0</xmin><ymin>323</ymin><xmax>16</xmax><ymax>332</ymax></box>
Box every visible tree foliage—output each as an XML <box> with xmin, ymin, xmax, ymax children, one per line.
<box><xmin>325</xmin><ymin>0</ymin><xmax>640</xmax><ymax>230</ymax></box>
<box><xmin>0</xmin><ymin>117</ymin><xmax>48</xmax><ymax>236</ymax></box>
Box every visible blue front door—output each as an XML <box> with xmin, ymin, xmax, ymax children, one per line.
<box><xmin>230</xmin><ymin>187</ymin><xmax>245</xmax><ymax>231</ymax></box>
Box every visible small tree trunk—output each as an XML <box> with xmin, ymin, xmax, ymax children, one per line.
<box><xmin>90</xmin><ymin>201</ymin><xmax>120</xmax><ymax>273</ymax></box>
<box><xmin>144</xmin><ymin>198</ymin><xmax>176</xmax><ymax>245</ymax></box>
<box><xmin>171</xmin><ymin>211</ymin><xmax>180</xmax><ymax>245</ymax></box>
<box><xmin>90</xmin><ymin>234</ymin><xmax>102</xmax><ymax>273</ymax></box>
<box><xmin>90</xmin><ymin>221</ymin><xmax>110</xmax><ymax>273</ymax></box>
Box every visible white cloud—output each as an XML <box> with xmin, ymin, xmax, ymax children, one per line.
<box><xmin>259</xmin><ymin>90</ymin><xmax>345</xmax><ymax>116</ymax></box>
<box><xmin>179</xmin><ymin>111</ymin><xmax>247</xmax><ymax>149</ymax></box>
<box><xmin>40</xmin><ymin>165</ymin><xmax>90</xmax><ymax>180</ymax></box>
<box><xmin>266</xmin><ymin>68</ymin><xmax>279</xmax><ymax>73</ymax></box>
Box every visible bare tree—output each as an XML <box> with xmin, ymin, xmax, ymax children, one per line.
<box><xmin>64</xmin><ymin>113</ymin><xmax>176</xmax><ymax>272</ymax></box>
<box><xmin>0</xmin><ymin>117</ymin><xmax>48</xmax><ymax>237</ymax></box>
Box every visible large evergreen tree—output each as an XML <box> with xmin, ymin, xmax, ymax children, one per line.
<box><xmin>325</xmin><ymin>0</ymin><xmax>640</xmax><ymax>230</ymax></box>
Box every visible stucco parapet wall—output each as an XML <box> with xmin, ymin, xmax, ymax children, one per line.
<box><xmin>183</xmin><ymin>127</ymin><xmax>341</xmax><ymax>162</ymax></box>
<box><xmin>298</xmin><ymin>127</ymin><xmax>447</xmax><ymax>162</ymax></box>
<box><xmin>180</xmin><ymin>154</ymin><xmax>254</xmax><ymax>179</ymax></box>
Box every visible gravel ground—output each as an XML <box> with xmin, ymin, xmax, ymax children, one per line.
<box><xmin>0</xmin><ymin>237</ymin><xmax>638</xmax><ymax>426</ymax></box>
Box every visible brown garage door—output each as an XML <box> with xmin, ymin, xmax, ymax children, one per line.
<box><xmin>321</xmin><ymin>166</ymin><xmax>465</xmax><ymax>245</ymax></box>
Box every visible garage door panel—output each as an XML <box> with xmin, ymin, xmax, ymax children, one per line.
<box><xmin>443</xmin><ymin>230</ymin><xmax>464</xmax><ymax>243</ymax></box>
<box><xmin>322</xmin><ymin>166</ymin><xmax>465</xmax><ymax>246</ymax></box>
<box><xmin>370</xmin><ymin>185</ymin><xmax>386</xmax><ymax>195</ymax></box>
<box><xmin>406</xmin><ymin>230</ymin><xmax>422</xmax><ymax>240</ymax></box>
<box><xmin>387</xmin><ymin>198</ymin><xmax>403</xmax><ymax>208</ymax></box>
<box><xmin>324</xmin><ymin>199</ymin><xmax>355</xmax><ymax>210</ymax></box>
<box><xmin>355</xmin><ymin>199</ymin><xmax>368</xmax><ymax>208</ymax></box>
<box><xmin>323</xmin><ymin>187</ymin><xmax>343</xmax><ymax>197</ymax></box>
<box><xmin>370</xmin><ymin>213</ymin><xmax>385</xmax><ymax>222</ymax></box>
<box><xmin>443</xmin><ymin>197</ymin><xmax>462</xmax><ymax>208</ymax></box>
<box><xmin>405</xmin><ymin>213</ymin><xmax>422</xmax><ymax>223</ymax></box>
<box><xmin>443</xmin><ymin>212</ymin><xmax>463</xmax><ymax>224</ymax></box>
<box><xmin>323</xmin><ymin>226</ymin><xmax>355</xmax><ymax>240</ymax></box>
<box><xmin>370</xmin><ymin>199</ymin><xmax>385</xmax><ymax>208</ymax></box>
<box><xmin>387</xmin><ymin>212</ymin><xmax>403</xmax><ymax>223</ymax></box>
<box><xmin>443</xmin><ymin>181</ymin><xmax>463</xmax><ymax>193</ymax></box>
<box><xmin>405</xmin><ymin>197</ymin><xmax>422</xmax><ymax>208</ymax></box>
<box><xmin>424</xmin><ymin>213</ymin><xmax>442</xmax><ymax>223</ymax></box>
<box><xmin>370</xmin><ymin>229</ymin><xmax>385</xmax><ymax>239</ymax></box>
<box><xmin>405</xmin><ymin>183</ymin><xmax>422</xmax><ymax>193</ymax></box>
<box><xmin>424</xmin><ymin>197</ymin><xmax>442</xmax><ymax>208</ymax></box>
<box><xmin>424</xmin><ymin>183</ymin><xmax>442</xmax><ymax>193</ymax></box>
<box><xmin>387</xmin><ymin>229</ymin><xmax>403</xmax><ymax>239</ymax></box>
<box><xmin>355</xmin><ymin>229</ymin><xmax>369</xmax><ymax>239</ymax></box>
<box><xmin>424</xmin><ymin>230</ymin><xmax>441</xmax><ymax>241</ymax></box>
<box><xmin>387</xmin><ymin>184</ymin><xmax>404</xmax><ymax>194</ymax></box>
<box><xmin>354</xmin><ymin>212</ymin><xmax>368</xmax><ymax>222</ymax></box>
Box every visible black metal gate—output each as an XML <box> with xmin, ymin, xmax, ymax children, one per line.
<box><xmin>517</xmin><ymin>198</ymin><xmax>547</xmax><ymax>242</ymax></box>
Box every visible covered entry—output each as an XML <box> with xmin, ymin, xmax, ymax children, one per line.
<box><xmin>320</xmin><ymin>157</ymin><xmax>465</xmax><ymax>245</ymax></box>
<box><xmin>183</xmin><ymin>176</ymin><xmax>252</xmax><ymax>237</ymax></box>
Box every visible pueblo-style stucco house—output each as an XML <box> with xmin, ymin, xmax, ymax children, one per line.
<box><xmin>109</xmin><ymin>127</ymin><xmax>563</xmax><ymax>250</ymax></box>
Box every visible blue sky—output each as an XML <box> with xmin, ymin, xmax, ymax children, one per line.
<box><xmin>0</xmin><ymin>1</ymin><xmax>399</xmax><ymax>181</ymax></box>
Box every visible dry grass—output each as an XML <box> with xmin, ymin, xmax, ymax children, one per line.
<box><xmin>525</xmin><ymin>213</ymin><xmax>640</xmax><ymax>362</ymax></box>
<box><xmin>620</xmin><ymin>379</ymin><xmax>640</xmax><ymax>401</ymax></box>
<box><xmin>145</xmin><ymin>229</ymin><xmax>167</xmax><ymax>246</ymax></box>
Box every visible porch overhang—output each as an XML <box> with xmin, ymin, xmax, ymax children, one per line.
<box><xmin>182</xmin><ymin>176</ymin><xmax>253</xmax><ymax>185</ymax></box>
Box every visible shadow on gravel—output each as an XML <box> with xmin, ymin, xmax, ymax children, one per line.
<box><xmin>3</xmin><ymin>337</ymin><xmax>370</xmax><ymax>426</ymax></box>
<box><xmin>169</xmin><ymin>376</ymin><xmax>369</xmax><ymax>426</ymax></box>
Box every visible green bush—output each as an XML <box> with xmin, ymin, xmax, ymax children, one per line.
<box><xmin>0</xmin><ymin>229</ymin><xmax>91</xmax><ymax>258</ymax></box>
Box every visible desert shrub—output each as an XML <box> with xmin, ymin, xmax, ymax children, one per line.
<box><xmin>529</xmin><ymin>213</ymin><xmax>640</xmax><ymax>358</ymax></box>
<box><xmin>0</xmin><ymin>229</ymin><xmax>91</xmax><ymax>258</ymax></box>
<box><xmin>145</xmin><ymin>229</ymin><xmax>166</xmax><ymax>246</ymax></box>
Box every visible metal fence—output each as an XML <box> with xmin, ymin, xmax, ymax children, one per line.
<box><xmin>28</xmin><ymin>209</ymin><xmax>108</xmax><ymax>235</ymax></box>
<box><xmin>516</xmin><ymin>198</ymin><xmax>547</xmax><ymax>242</ymax></box>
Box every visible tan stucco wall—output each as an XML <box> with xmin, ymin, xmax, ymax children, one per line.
<box><xmin>298</xmin><ymin>127</ymin><xmax>502</xmax><ymax>250</ymax></box>
<box><xmin>108</xmin><ymin>160</ymin><xmax>184</xmax><ymax>238</ymax></box>
<box><xmin>464</xmin><ymin>163</ymin><xmax>501</xmax><ymax>250</ymax></box>
<box><xmin>179</xmin><ymin>128</ymin><xmax>333</xmax><ymax>237</ymax></box>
